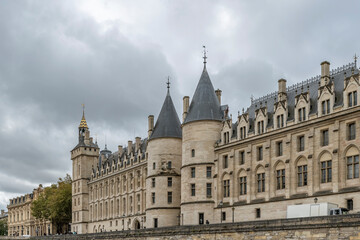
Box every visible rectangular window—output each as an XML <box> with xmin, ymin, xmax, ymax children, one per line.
<box><xmin>257</xmin><ymin>120</ymin><xmax>264</xmax><ymax>134</ymax></box>
<box><xmin>297</xmin><ymin>165</ymin><xmax>308</xmax><ymax>187</ymax></box>
<box><xmin>298</xmin><ymin>107</ymin><xmax>306</xmax><ymax>122</ymax></box>
<box><xmin>239</xmin><ymin>151</ymin><xmax>245</xmax><ymax>165</ymax></box>
<box><xmin>191</xmin><ymin>167</ymin><xmax>195</xmax><ymax>178</ymax></box>
<box><xmin>276</xmin><ymin>141</ymin><xmax>283</xmax><ymax>156</ymax></box>
<box><xmin>321</xmin><ymin>129</ymin><xmax>329</xmax><ymax>146</ymax></box>
<box><xmin>327</xmin><ymin>99</ymin><xmax>330</xmax><ymax>114</ymax></box>
<box><xmin>321</xmin><ymin>160</ymin><xmax>332</xmax><ymax>183</ymax></box>
<box><xmin>298</xmin><ymin>135</ymin><xmax>305</xmax><ymax>152</ymax></box>
<box><xmin>151</xmin><ymin>192</ymin><xmax>155</xmax><ymax>204</ymax></box>
<box><xmin>276</xmin><ymin>169</ymin><xmax>285</xmax><ymax>189</ymax></box>
<box><xmin>240</xmin><ymin>126</ymin><xmax>246</xmax><ymax>139</ymax></box>
<box><xmin>256</xmin><ymin>208</ymin><xmax>261</xmax><ymax>218</ymax></box>
<box><xmin>347</xmin><ymin>155</ymin><xmax>359</xmax><ymax>179</ymax></box>
<box><xmin>191</xmin><ymin>149</ymin><xmax>195</xmax><ymax>157</ymax></box>
<box><xmin>153</xmin><ymin>162</ymin><xmax>156</xmax><ymax>170</ymax></box>
<box><xmin>239</xmin><ymin>176</ymin><xmax>247</xmax><ymax>195</ymax></box>
<box><xmin>257</xmin><ymin>146</ymin><xmax>263</xmax><ymax>161</ymax></box>
<box><xmin>257</xmin><ymin>173</ymin><xmax>265</xmax><ymax>192</ymax></box>
<box><xmin>154</xmin><ymin>218</ymin><xmax>158</xmax><ymax>228</ymax></box>
<box><xmin>348</xmin><ymin>123</ymin><xmax>356</xmax><ymax>140</ymax></box>
<box><xmin>206</xmin><ymin>167</ymin><xmax>212</xmax><ymax>178</ymax></box>
<box><xmin>168</xmin><ymin>177</ymin><xmax>172</xmax><ymax>187</ymax></box>
<box><xmin>167</xmin><ymin>161</ymin><xmax>172</xmax><ymax>169</ymax></box>
<box><xmin>199</xmin><ymin>213</ymin><xmax>204</xmax><ymax>225</ymax></box>
<box><xmin>151</xmin><ymin>178</ymin><xmax>155</xmax><ymax>188</ymax></box>
<box><xmin>223</xmin><ymin>155</ymin><xmax>228</xmax><ymax>168</ymax></box>
<box><xmin>206</xmin><ymin>183</ymin><xmax>212</xmax><ymax>198</ymax></box>
<box><xmin>321</xmin><ymin>100</ymin><xmax>330</xmax><ymax>115</ymax></box>
<box><xmin>167</xmin><ymin>192</ymin><xmax>172</xmax><ymax>204</ymax></box>
<box><xmin>277</xmin><ymin>115</ymin><xmax>280</xmax><ymax>128</ymax></box>
<box><xmin>347</xmin><ymin>199</ymin><xmax>354</xmax><ymax>211</ymax></box>
<box><xmin>222</xmin><ymin>212</ymin><xmax>226</xmax><ymax>221</ymax></box>
<box><xmin>348</xmin><ymin>91</ymin><xmax>357</xmax><ymax>107</ymax></box>
<box><xmin>191</xmin><ymin>184</ymin><xmax>196</xmax><ymax>196</ymax></box>
<box><xmin>223</xmin><ymin>180</ymin><xmax>230</xmax><ymax>197</ymax></box>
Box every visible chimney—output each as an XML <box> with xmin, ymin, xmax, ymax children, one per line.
<box><xmin>148</xmin><ymin>115</ymin><xmax>154</xmax><ymax>138</ymax></box>
<box><xmin>89</xmin><ymin>137</ymin><xmax>93</xmax><ymax>144</ymax></box>
<box><xmin>135</xmin><ymin>137</ymin><xmax>141</xmax><ymax>152</ymax></box>
<box><xmin>321</xmin><ymin>61</ymin><xmax>330</xmax><ymax>86</ymax></box>
<box><xmin>118</xmin><ymin>145</ymin><xmax>123</xmax><ymax>155</ymax></box>
<box><xmin>128</xmin><ymin>141</ymin><xmax>133</xmax><ymax>153</ymax></box>
<box><xmin>278</xmin><ymin>79</ymin><xmax>286</xmax><ymax>93</ymax></box>
<box><xmin>183</xmin><ymin>96</ymin><xmax>190</xmax><ymax>122</ymax></box>
<box><xmin>215</xmin><ymin>89</ymin><xmax>222</xmax><ymax>105</ymax></box>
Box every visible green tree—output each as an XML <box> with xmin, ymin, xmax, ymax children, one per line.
<box><xmin>0</xmin><ymin>218</ymin><xmax>8</xmax><ymax>236</ymax></box>
<box><xmin>31</xmin><ymin>174</ymin><xmax>72</xmax><ymax>234</ymax></box>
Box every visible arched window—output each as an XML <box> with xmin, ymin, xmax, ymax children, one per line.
<box><xmin>320</xmin><ymin>152</ymin><xmax>332</xmax><ymax>183</ymax></box>
<box><xmin>346</xmin><ymin>146</ymin><xmax>359</xmax><ymax>179</ymax></box>
<box><xmin>275</xmin><ymin>161</ymin><xmax>285</xmax><ymax>190</ymax></box>
<box><xmin>297</xmin><ymin>158</ymin><xmax>307</xmax><ymax>187</ymax></box>
<box><xmin>256</xmin><ymin>167</ymin><xmax>265</xmax><ymax>192</ymax></box>
<box><xmin>238</xmin><ymin>170</ymin><xmax>247</xmax><ymax>195</ymax></box>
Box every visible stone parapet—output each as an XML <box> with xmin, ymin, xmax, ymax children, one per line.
<box><xmin>30</xmin><ymin>214</ymin><xmax>360</xmax><ymax>240</ymax></box>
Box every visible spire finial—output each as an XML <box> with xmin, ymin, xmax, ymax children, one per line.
<box><xmin>166</xmin><ymin>76</ymin><xmax>170</xmax><ymax>89</ymax></box>
<box><xmin>203</xmin><ymin>45</ymin><xmax>207</xmax><ymax>67</ymax></box>
<box><xmin>79</xmin><ymin>103</ymin><xmax>88</xmax><ymax>129</ymax></box>
<box><xmin>82</xmin><ymin>103</ymin><xmax>85</xmax><ymax>117</ymax></box>
<box><xmin>354</xmin><ymin>53</ymin><xmax>358</xmax><ymax>67</ymax></box>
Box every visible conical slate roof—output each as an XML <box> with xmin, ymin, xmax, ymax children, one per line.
<box><xmin>184</xmin><ymin>67</ymin><xmax>223</xmax><ymax>124</ymax></box>
<box><xmin>150</xmin><ymin>90</ymin><xmax>182</xmax><ymax>140</ymax></box>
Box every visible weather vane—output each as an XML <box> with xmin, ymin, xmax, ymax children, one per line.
<box><xmin>81</xmin><ymin>103</ymin><xmax>85</xmax><ymax>115</ymax></box>
<box><xmin>203</xmin><ymin>45</ymin><xmax>207</xmax><ymax>66</ymax></box>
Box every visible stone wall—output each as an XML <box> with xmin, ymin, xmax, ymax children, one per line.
<box><xmin>30</xmin><ymin>214</ymin><xmax>360</xmax><ymax>240</ymax></box>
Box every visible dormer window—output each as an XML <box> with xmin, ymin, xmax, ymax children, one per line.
<box><xmin>276</xmin><ymin>114</ymin><xmax>284</xmax><ymax>128</ymax></box>
<box><xmin>321</xmin><ymin>99</ymin><xmax>330</xmax><ymax>115</ymax></box>
<box><xmin>298</xmin><ymin>107</ymin><xmax>306</xmax><ymax>122</ymax></box>
<box><xmin>240</xmin><ymin>126</ymin><xmax>246</xmax><ymax>139</ymax></box>
<box><xmin>257</xmin><ymin>120</ymin><xmax>264</xmax><ymax>134</ymax></box>
<box><xmin>223</xmin><ymin>132</ymin><xmax>230</xmax><ymax>144</ymax></box>
<box><xmin>348</xmin><ymin>91</ymin><xmax>358</xmax><ymax>107</ymax></box>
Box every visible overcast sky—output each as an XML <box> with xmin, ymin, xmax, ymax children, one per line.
<box><xmin>1</xmin><ymin>0</ymin><xmax>360</xmax><ymax>211</ymax></box>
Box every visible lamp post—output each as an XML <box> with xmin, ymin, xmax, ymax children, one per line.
<box><xmin>232</xmin><ymin>207</ymin><xmax>235</xmax><ymax>223</ymax></box>
<box><xmin>219</xmin><ymin>201</ymin><xmax>223</xmax><ymax>223</ymax></box>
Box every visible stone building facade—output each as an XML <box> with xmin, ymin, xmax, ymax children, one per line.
<box><xmin>71</xmin><ymin>56</ymin><xmax>360</xmax><ymax>233</ymax></box>
<box><xmin>7</xmin><ymin>185</ymin><xmax>53</xmax><ymax>236</ymax></box>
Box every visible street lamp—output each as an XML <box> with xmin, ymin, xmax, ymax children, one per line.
<box><xmin>219</xmin><ymin>201</ymin><xmax>223</xmax><ymax>223</ymax></box>
<box><xmin>232</xmin><ymin>207</ymin><xmax>235</xmax><ymax>223</ymax></box>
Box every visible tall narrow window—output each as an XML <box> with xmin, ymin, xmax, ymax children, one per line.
<box><xmin>347</xmin><ymin>155</ymin><xmax>359</xmax><ymax>179</ymax></box>
<box><xmin>191</xmin><ymin>149</ymin><xmax>195</xmax><ymax>157</ymax></box>
<box><xmin>239</xmin><ymin>151</ymin><xmax>245</xmax><ymax>165</ymax></box>
<box><xmin>298</xmin><ymin>135</ymin><xmax>305</xmax><ymax>152</ymax></box>
<box><xmin>223</xmin><ymin>155</ymin><xmax>228</xmax><ymax>168</ymax></box>
<box><xmin>276</xmin><ymin>141</ymin><xmax>283</xmax><ymax>156</ymax></box>
<box><xmin>191</xmin><ymin>167</ymin><xmax>195</xmax><ymax>178</ymax></box>
<box><xmin>297</xmin><ymin>165</ymin><xmax>308</xmax><ymax>187</ymax></box>
<box><xmin>256</xmin><ymin>208</ymin><xmax>261</xmax><ymax>218</ymax></box>
<box><xmin>276</xmin><ymin>169</ymin><xmax>285</xmax><ymax>189</ymax></box>
<box><xmin>206</xmin><ymin>183</ymin><xmax>212</xmax><ymax>198</ymax></box>
<box><xmin>223</xmin><ymin>180</ymin><xmax>230</xmax><ymax>197</ymax></box>
<box><xmin>298</xmin><ymin>107</ymin><xmax>306</xmax><ymax>122</ymax></box>
<box><xmin>239</xmin><ymin>176</ymin><xmax>247</xmax><ymax>195</ymax></box>
<box><xmin>206</xmin><ymin>167</ymin><xmax>212</xmax><ymax>178</ymax></box>
<box><xmin>151</xmin><ymin>178</ymin><xmax>155</xmax><ymax>188</ymax></box>
<box><xmin>321</xmin><ymin>129</ymin><xmax>329</xmax><ymax>146</ymax></box>
<box><xmin>151</xmin><ymin>192</ymin><xmax>155</xmax><ymax>204</ymax></box>
<box><xmin>154</xmin><ymin>218</ymin><xmax>158</xmax><ymax>228</ymax></box>
<box><xmin>167</xmin><ymin>161</ymin><xmax>172</xmax><ymax>169</ymax></box>
<box><xmin>348</xmin><ymin>123</ymin><xmax>356</xmax><ymax>140</ymax></box>
<box><xmin>167</xmin><ymin>177</ymin><xmax>172</xmax><ymax>187</ymax></box>
<box><xmin>257</xmin><ymin>173</ymin><xmax>265</xmax><ymax>192</ymax></box>
<box><xmin>191</xmin><ymin>184</ymin><xmax>196</xmax><ymax>196</ymax></box>
<box><xmin>257</xmin><ymin>120</ymin><xmax>264</xmax><ymax>134</ymax></box>
<box><xmin>257</xmin><ymin>146</ymin><xmax>263</xmax><ymax>161</ymax></box>
<box><xmin>347</xmin><ymin>199</ymin><xmax>354</xmax><ymax>210</ymax></box>
<box><xmin>167</xmin><ymin>192</ymin><xmax>172</xmax><ymax>204</ymax></box>
<box><xmin>153</xmin><ymin>162</ymin><xmax>156</xmax><ymax>170</ymax></box>
<box><xmin>321</xmin><ymin>160</ymin><xmax>332</xmax><ymax>183</ymax></box>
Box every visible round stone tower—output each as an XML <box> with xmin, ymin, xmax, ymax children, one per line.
<box><xmin>181</xmin><ymin>61</ymin><xmax>223</xmax><ymax>225</ymax></box>
<box><xmin>145</xmin><ymin>85</ymin><xmax>182</xmax><ymax>228</ymax></box>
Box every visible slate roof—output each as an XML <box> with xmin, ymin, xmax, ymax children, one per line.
<box><xmin>244</xmin><ymin>62</ymin><xmax>358</xmax><ymax>133</ymax></box>
<box><xmin>184</xmin><ymin>66</ymin><xmax>223</xmax><ymax>124</ymax></box>
<box><xmin>149</xmin><ymin>90</ymin><xmax>182</xmax><ymax>140</ymax></box>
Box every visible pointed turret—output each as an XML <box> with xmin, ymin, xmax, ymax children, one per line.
<box><xmin>184</xmin><ymin>65</ymin><xmax>223</xmax><ymax>124</ymax></box>
<box><xmin>79</xmin><ymin>110</ymin><xmax>88</xmax><ymax>129</ymax></box>
<box><xmin>149</xmin><ymin>83</ymin><xmax>182</xmax><ymax>140</ymax></box>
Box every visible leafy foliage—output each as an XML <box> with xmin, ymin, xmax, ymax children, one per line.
<box><xmin>31</xmin><ymin>174</ymin><xmax>72</xmax><ymax>233</ymax></box>
<box><xmin>0</xmin><ymin>218</ymin><xmax>7</xmax><ymax>236</ymax></box>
